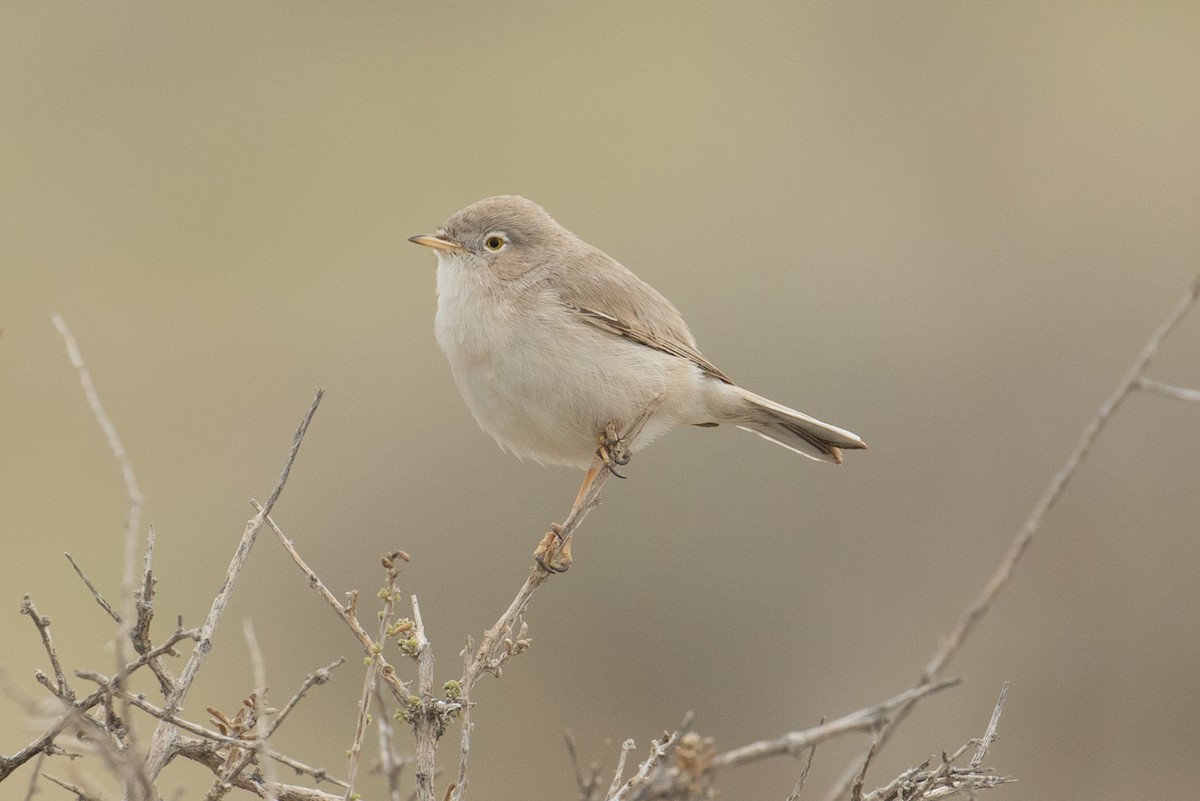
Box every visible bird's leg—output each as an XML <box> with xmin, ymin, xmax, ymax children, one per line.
<box><xmin>533</xmin><ymin>459</ymin><xmax>601</xmax><ymax>573</ymax></box>
<box><xmin>533</xmin><ymin>423</ymin><xmax>634</xmax><ymax>573</ymax></box>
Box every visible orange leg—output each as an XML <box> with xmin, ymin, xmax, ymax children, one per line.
<box><xmin>533</xmin><ymin>424</ymin><xmax>636</xmax><ymax>573</ymax></box>
<box><xmin>533</xmin><ymin>458</ymin><xmax>603</xmax><ymax>573</ymax></box>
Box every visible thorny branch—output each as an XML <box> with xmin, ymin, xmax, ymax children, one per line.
<box><xmin>710</xmin><ymin>679</ymin><xmax>959</xmax><ymax>770</ymax></box>
<box><xmin>263</xmin><ymin>510</ymin><xmax>412</xmax><ymax>705</ymax></box>
<box><xmin>11</xmin><ymin>279</ymin><xmax>1197</xmax><ymax>799</ymax></box>
<box><xmin>863</xmin><ymin>685</ymin><xmax>1012</xmax><ymax>801</ymax></box>
<box><xmin>146</xmin><ymin>389</ymin><xmax>324</xmax><ymax>780</ymax></box>
<box><xmin>0</xmin><ymin>623</ymin><xmax>201</xmax><ymax>782</ymax></box>
<box><xmin>821</xmin><ymin>275</ymin><xmax>1200</xmax><ymax>800</ymax></box>
<box><xmin>52</xmin><ymin>314</ymin><xmax>144</xmax><ymax>632</ymax></box>
<box><xmin>462</xmin><ymin>395</ymin><xmax>665</xmax><ymax>695</ymax></box>
<box><xmin>346</xmin><ymin>551</ymin><xmax>409</xmax><ymax>800</ymax></box>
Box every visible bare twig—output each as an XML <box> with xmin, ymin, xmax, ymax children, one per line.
<box><xmin>90</xmin><ymin>681</ymin><xmax>349</xmax><ymax>790</ymax></box>
<box><xmin>411</xmin><ymin>596</ymin><xmax>439</xmax><ymax>801</ymax></box>
<box><xmin>1137</xmin><ymin>376</ymin><xmax>1200</xmax><ymax>402</ymax></box>
<box><xmin>712</xmin><ymin>679</ymin><xmax>958</xmax><ymax>770</ymax></box>
<box><xmin>64</xmin><ymin>553</ymin><xmax>122</xmax><ymax>625</ymax></box>
<box><xmin>969</xmin><ymin>683</ymin><xmax>1007</xmax><ymax>769</ymax></box>
<box><xmin>16</xmin><ymin>620</ymin><xmax>201</xmax><ymax>773</ymax></box>
<box><xmin>21</xmin><ymin>753</ymin><xmax>46</xmax><ymax>801</ymax></box>
<box><xmin>263</xmin><ymin>510</ymin><xmax>411</xmax><ymax>705</ymax></box>
<box><xmin>243</xmin><ymin>619</ymin><xmax>280</xmax><ymax>795</ymax></box>
<box><xmin>59</xmin><ymin>703</ymin><xmax>156</xmax><ymax>801</ymax></box>
<box><xmin>784</xmin><ymin>718</ymin><xmax>823</xmax><ymax>801</ymax></box>
<box><xmin>564</xmin><ymin>731</ymin><xmax>598</xmax><ymax>801</ymax></box>
<box><xmin>175</xmin><ymin>737</ymin><xmax>348</xmax><ymax>801</ymax></box>
<box><xmin>859</xmin><ymin>688</ymin><xmax>1013</xmax><ymax>801</ymax></box>
<box><xmin>0</xmin><ymin>622</ymin><xmax>199</xmax><ymax>780</ymax></box>
<box><xmin>145</xmin><ymin>389</ymin><xmax>324</xmax><ymax>779</ymax></box>
<box><xmin>20</xmin><ymin>596</ymin><xmax>73</xmax><ymax>702</ymax></box>
<box><xmin>41</xmin><ymin>772</ymin><xmax>104</xmax><ymax>801</ymax></box>
<box><xmin>347</xmin><ymin>552</ymin><xmax>407</xmax><ymax>800</ymax></box>
<box><xmin>130</xmin><ymin>525</ymin><xmax>176</xmax><ymax>697</ymax></box>
<box><xmin>452</xmin><ymin>640</ymin><xmax>473</xmax><ymax>801</ymax></box>
<box><xmin>266</xmin><ymin>659</ymin><xmax>347</xmax><ymax>742</ymax></box>
<box><xmin>609</xmin><ymin>726</ymin><xmax>684</xmax><ymax>801</ymax></box>
<box><xmin>849</xmin><ymin>742</ymin><xmax>876</xmax><ymax>801</ymax></box>
<box><xmin>462</xmin><ymin>396</ymin><xmax>664</xmax><ymax>695</ymax></box>
<box><xmin>606</xmin><ymin>740</ymin><xmax>637</xmax><ymax>800</ymax></box>
<box><xmin>823</xmin><ymin>275</ymin><xmax>1200</xmax><ymax>801</ymax></box>
<box><xmin>865</xmin><ymin>755</ymin><xmax>1010</xmax><ymax>801</ymax></box>
<box><xmin>194</xmin><ymin>656</ymin><xmax>348</xmax><ymax>800</ymax></box>
<box><xmin>52</xmin><ymin>314</ymin><xmax>144</xmax><ymax>635</ymax></box>
<box><xmin>375</xmin><ymin>687</ymin><xmax>407</xmax><ymax>801</ymax></box>
<box><xmin>53</xmin><ymin>316</ymin><xmax>155</xmax><ymax>777</ymax></box>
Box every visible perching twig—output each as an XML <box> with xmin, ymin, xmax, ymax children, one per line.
<box><xmin>145</xmin><ymin>389</ymin><xmax>324</xmax><ymax>780</ymax></box>
<box><xmin>462</xmin><ymin>395</ymin><xmax>665</xmax><ymax>694</ymax></box>
<box><xmin>823</xmin><ymin>275</ymin><xmax>1200</xmax><ymax>801</ymax></box>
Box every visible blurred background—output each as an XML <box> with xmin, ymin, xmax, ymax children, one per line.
<box><xmin>3</xmin><ymin>3</ymin><xmax>1199</xmax><ymax>800</ymax></box>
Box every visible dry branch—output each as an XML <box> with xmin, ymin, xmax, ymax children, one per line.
<box><xmin>821</xmin><ymin>275</ymin><xmax>1200</xmax><ymax>800</ymax></box>
<box><xmin>145</xmin><ymin>389</ymin><xmax>324</xmax><ymax>779</ymax></box>
<box><xmin>52</xmin><ymin>314</ymin><xmax>144</xmax><ymax>631</ymax></box>
<box><xmin>15</xmin><ymin>279</ymin><xmax>1197</xmax><ymax>800</ymax></box>
<box><xmin>863</xmin><ymin>686</ymin><xmax>1012</xmax><ymax>800</ymax></box>
<box><xmin>711</xmin><ymin>679</ymin><xmax>958</xmax><ymax>770</ymax></box>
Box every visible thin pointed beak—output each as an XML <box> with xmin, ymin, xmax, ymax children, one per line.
<box><xmin>408</xmin><ymin>233</ymin><xmax>464</xmax><ymax>252</ymax></box>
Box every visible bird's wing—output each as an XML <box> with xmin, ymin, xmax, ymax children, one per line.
<box><xmin>553</xmin><ymin>246</ymin><xmax>734</xmax><ymax>385</ymax></box>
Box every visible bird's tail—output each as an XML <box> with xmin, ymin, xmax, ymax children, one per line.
<box><xmin>727</xmin><ymin>385</ymin><xmax>867</xmax><ymax>464</ymax></box>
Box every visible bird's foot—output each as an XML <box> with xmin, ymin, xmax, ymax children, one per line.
<box><xmin>597</xmin><ymin>422</ymin><xmax>632</xmax><ymax>479</ymax></box>
<box><xmin>533</xmin><ymin>523</ymin><xmax>572</xmax><ymax>573</ymax></box>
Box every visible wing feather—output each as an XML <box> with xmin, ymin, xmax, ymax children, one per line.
<box><xmin>550</xmin><ymin>243</ymin><xmax>733</xmax><ymax>385</ymax></box>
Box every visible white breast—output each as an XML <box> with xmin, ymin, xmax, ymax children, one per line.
<box><xmin>433</xmin><ymin>253</ymin><xmax>703</xmax><ymax>467</ymax></box>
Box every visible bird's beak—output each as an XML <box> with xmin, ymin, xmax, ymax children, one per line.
<box><xmin>408</xmin><ymin>233</ymin><xmax>464</xmax><ymax>253</ymax></box>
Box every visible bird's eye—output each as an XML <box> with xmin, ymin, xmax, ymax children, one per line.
<box><xmin>483</xmin><ymin>234</ymin><xmax>507</xmax><ymax>252</ymax></box>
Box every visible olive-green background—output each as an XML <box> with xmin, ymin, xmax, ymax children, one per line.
<box><xmin>3</xmin><ymin>3</ymin><xmax>1199</xmax><ymax>800</ymax></box>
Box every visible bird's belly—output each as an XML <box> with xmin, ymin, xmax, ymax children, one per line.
<box><xmin>436</xmin><ymin>298</ymin><xmax>698</xmax><ymax>467</ymax></box>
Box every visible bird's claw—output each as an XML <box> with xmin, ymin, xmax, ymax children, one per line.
<box><xmin>533</xmin><ymin>524</ymin><xmax>572</xmax><ymax>573</ymax></box>
<box><xmin>597</xmin><ymin>423</ymin><xmax>632</xmax><ymax>478</ymax></box>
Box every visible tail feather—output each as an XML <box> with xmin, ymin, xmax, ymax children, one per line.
<box><xmin>729</xmin><ymin>386</ymin><xmax>866</xmax><ymax>465</ymax></box>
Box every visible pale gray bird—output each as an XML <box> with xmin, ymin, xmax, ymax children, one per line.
<box><xmin>410</xmin><ymin>195</ymin><xmax>865</xmax><ymax>568</ymax></box>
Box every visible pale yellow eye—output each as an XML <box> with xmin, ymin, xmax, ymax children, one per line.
<box><xmin>484</xmin><ymin>234</ymin><xmax>506</xmax><ymax>252</ymax></box>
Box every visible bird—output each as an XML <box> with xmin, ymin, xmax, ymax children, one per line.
<box><xmin>409</xmin><ymin>195</ymin><xmax>865</xmax><ymax>570</ymax></box>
